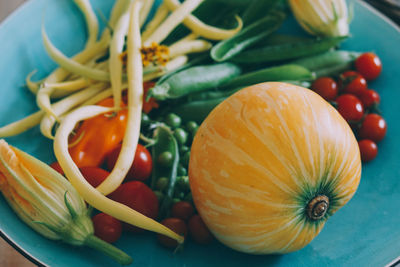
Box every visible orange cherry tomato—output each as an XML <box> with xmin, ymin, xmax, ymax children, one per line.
<box><xmin>68</xmin><ymin>97</ymin><xmax>128</xmax><ymax>168</ymax></box>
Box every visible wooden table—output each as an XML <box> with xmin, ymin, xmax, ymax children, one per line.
<box><xmin>0</xmin><ymin>2</ymin><xmax>36</xmax><ymax>266</ymax></box>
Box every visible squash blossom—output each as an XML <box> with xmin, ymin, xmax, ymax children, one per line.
<box><xmin>288</xmin><ymin>0</ymin><xmax>349</xmax><ymax>37</ymax></box>
<box><xmin>0</xmin><ymin>139</ymin><xmax>132</xmax><ymax>265</ymax></box>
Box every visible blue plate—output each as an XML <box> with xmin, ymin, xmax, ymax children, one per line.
<box><xmin>1</xmin><ymin>0</ymin><xmax>400</xmax><ymax>266</ymax></box>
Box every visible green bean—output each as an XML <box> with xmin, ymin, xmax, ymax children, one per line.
<box><xmin>220</xmin><ymin>64</ymin><xmax>314</xmax><ymax>90</ymax></box>
<box><xmin>232</xmin><ymin>36</ymin><xmax>348</xmax><ymax>63</ymax></box>
<box><xmin>290</xmin><ymin>50</ymin><xmax>361</xmax><ymax>71</ymax></box>
<box><xmin>151</xmin><ymin>126</ymin><xmax>180</xmax><ymax>219</ymax></box>
<box><xmin>148</xmin><ymin>63</ymin><xmax>241</xmax><ymax>100</ymax></box>
<box><xmin>210</xmin><ymin>12</ymin><xmax>286</xmax><ymax>62</ymax></box>
<box><xmin>172</xmin><ymin>97</ymin><xmax>226</xmax><ymax>124</ymax></box>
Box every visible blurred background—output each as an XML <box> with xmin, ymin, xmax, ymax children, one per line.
<box><xmin>0</xmin><ymin>0</ymin><xmax>398</xmax><ymax>267</ymax></box>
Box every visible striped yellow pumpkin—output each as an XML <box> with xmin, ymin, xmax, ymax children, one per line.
<box><xmin>189</xmin><ymin>82</ymin><xmax>361</xmax><ymax>254</ymax></box>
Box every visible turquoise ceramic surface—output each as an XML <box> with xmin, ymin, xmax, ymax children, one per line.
<box><xmin>0</xmin><ymin>0</ymin><xmax>399</xmax><ymax>266</ymax></box>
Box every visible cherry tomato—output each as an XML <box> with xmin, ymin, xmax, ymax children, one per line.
<box><xmin>358</xmin><ymin>139</ymin><xmax>378</xmax><ymax>162</ymax></box>
<box><xmin>311</xmin><ymin>77</ymin><xmax>338</xmax><ymax>101</ymax></box>
<box><xmin>171</xmin><ymin>201</ymin><xmax>195</xmax><ymax>221</ymax></box>
<box><xmin>92</xmin><ymin>213</ymin><xmax>122</xmax><ymax>243</ymax></box>
<box><xmin>69</xmin><ymin>97</ymin><xmax>128</xmax><ymax>168</ymax></box>
<box><xmin>109</xmin><ymin>181</ymin><xmax>159</xmax><ymax>232</ymax></box>
<box><xmin>339</xmin><ymin>71</ymin><xmax>367</xmax><ymax>95</ymax></box>
<box><xmin>358</xmin><ymin>89</ymin><xmax>380</xmax><ymax>109</ymax></box>
<box><xmin>359</xmin><ymin>114</ymin><xmax>387</xmax><ymax>142</ymax></box>
<box><xmin>50</xmin><ymin>162</ymin><xmax>64</xmax><ymax>175</ymax></box>
<box><xmin>335</xmin><ymin>94</ymin><xmax>364</xmax><ymax>122</ymax></box>
<box><xmin>80</xmin><ymin>167</ymin><xmax>109</xmax><ymax>187</ymax></box>
<box><xmin>355</xmin><ymin>52</ymin><xmax>382</xmax><ymax>80</ymax></box>
<box><xmin>188</xmin><ymin>215</ymin><xmax>213</xmax><ymax>245</ymax></box>
<box><xmin>157</xmin><ymin>218</ymin><xmax>187</xmax><ymax>248</ymax></box>
<box><xmin>106</xmin><ymin>144</ymin><xmax>152</xmax><ymax>181</ymax></box>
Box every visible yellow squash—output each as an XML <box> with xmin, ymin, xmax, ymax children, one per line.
<box><xmin>189</xmin><ymin>82</ymin><xmax>361</xmax><ymax>254</ymax></box>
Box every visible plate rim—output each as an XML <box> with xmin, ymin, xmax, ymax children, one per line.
<box><xmin>0</xmin><ymin>0</ymin><xmax>400</xmax><ymax>266</ymax></box>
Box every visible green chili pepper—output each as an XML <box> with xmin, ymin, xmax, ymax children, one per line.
<box><xmin>148</xmin><ymin>63</ymin><xmax>241</xmax><ymax>100</ymax></box>
<box><xmin>210</xmin><ymin>11</ymin><xmax>286</xmax><ymax>62</ymax></box>
<box><xmin>232</xmin><ymin>36</ymin><xmax>348</xmax><ymax>63</ymax></box>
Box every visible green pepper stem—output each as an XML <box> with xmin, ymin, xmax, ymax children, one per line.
<box><xmin>84</xmin><ymin>234</ymin><xmax>133</xmax><ymax>266</ymax></box>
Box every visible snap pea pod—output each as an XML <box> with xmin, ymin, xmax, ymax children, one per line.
<box><xmin>172</xmin><ymin>97</ymin><xmax>226</xmax><ymax>124</ymax></box>
<box><xmin>220</xmin><ymin>64</ymin><xmax>314</xmax><ymax>90</ymax></box>
<box><xmin>147</xmin><ymin>63</ymin><xmax>241</xmax><ymax>100</ymax></box>
<box><xmin>151</xmin><ymin>126</ymin><xmax>180</xmax><ymax>219</ymax></box>
<box><xmin>210</xmin><ymin>11</ymin><xmax>286</xmax><ymax>62</ymax></box>
<box><xmin>232</xmin><ymin>36</ymin><xmax>348</xmax><ymax>63</ymax></box>
<box><xmin>291</xmin><ymin>50</ymin><xmax>361</xmax><ymax>71</ymax></box>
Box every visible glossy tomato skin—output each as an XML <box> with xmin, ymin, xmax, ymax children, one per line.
<box><xmin>68</xmin><ymin>98</ymin><xmax>128</xmax><ymax>168</ymax></box>
<box><xmin>311</xmin><ymin>77</ymin><xmax>338</xmax><ymax>101</ymax></box>
<box><xmin>359</xmin><ymin>114</ymin><xmax>387</xmax><ymax>142</ymax></box>
<box><xmin>355</xmin><ymin>53</ymin><xmax>382</xmax><ymax>80</ymax></box>
<box><xmin>358</xmin><ymin>89</ymin><xmax>380</xmax><ymax>109</ymax></box>
<box><xmin>80</xmin><ymin>167</ymin><xmax>109</xmax><ymax>187</ymax></box>
<box><xmin>92</xmin><ymin>213</ymin><xmax>122</xmax><ymax>243</ymax></box>
<box><xmin>339</xmin><ymin>71</ymin><xmax>367</xmax><ymax>95</ymax></box>
<box><xmin>188</xmin><ymin>215</ymin><xmax>213</xmax><ymax>245</ymax></box>
<box><xmin>157</xmin><ymin>218</ymin><xmax>187</xmax><ymax>248</ymax></box>
<box><xmin>109</xmin><ymin>181</ymin><xmax>159</xmax><ymax>232</ymax></box>
<box><xmin>106</xmin><ymin>144</ymin><xmax>152</xmax><ymax>181</ymax></box>
<box><xmin>171</xmin><ymin>201</ymin><xmax>195</xmax><ymax>221</ymax></box>
<box><xmin>335</xmin><ymin>94</ymin><xmax>364</xmax><ymax>122</ymax></box>
<box><xmin>358</xmin><ymin>139</ymin><xmax>378</xmax><ymax>162</ymax></box>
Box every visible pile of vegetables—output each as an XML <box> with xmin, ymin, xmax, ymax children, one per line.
<box><xmin>0</xmin><ymin>0</ymin><xmax>388</xmax><ymax>264</ymax></box>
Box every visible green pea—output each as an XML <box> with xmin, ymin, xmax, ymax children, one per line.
<box><xmin>154</xmin><ymin>191</ymin><xmax>164</xmax><ymax>202</ymax></box>
<box><xmin>177</xmin><ymin>164</ymin><xmax>187</xmax><ymax>176</ymax></box>
<box><xmin>158</xmin><ymin>151</ymin><xmax>174</xmax><ymax>167</ymax></box>
<box><xmin>174</xmin><ymin>128</ymin><xmax>188</xmax><ymax>145</ymax></box>
<box><xmin>141</xmin><ymin>113</ymin><xmax>151</xmax><ymax>126</ymax></box>
<box><xmin>164</xmin><ymin>113</ymin><xmax>181</xmax><ymax>128</ymax></box>
<box><xmin>181</xmin><ymin>151</ymin><xmax>191</xmax><ymax>167</ymax></box>
<box><xmin>172</xmin><ymin>198</ymin><xmax>181</xmax><ymax>204</ymax></box>
<box><xmin>180</xmin><ymin>145</ymin><xmax>190</xmax><ymax>154</ymax></box>
<box><xmin>185</xmin><ymin>121</ymin><xmax>198</xmax><ymax>134</ymax></box>
<box><xmin>177</xmin><ymin>176</ymin><xmax>190</xmax><ymax>191</ymax></box>
<box><xmin>156</xmin><ymin>177</ymin><xmax>169</xmax><ymax>191</ymax></box>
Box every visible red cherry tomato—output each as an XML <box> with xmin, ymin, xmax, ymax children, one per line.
<box><xmin>109</xmin><ymin>181</ymin><xmax>159</xmax><ymax>232</ymax></box>
<box><xmin>92</xmin><ymin>213</ymin><xmax>122</xmax><ymax>243</ymax></box>
<box><xmin>50</xmin><ymin>162</ymin><xmax>64</xmax><ymax>175</ymax></box>
<box><xmin>355</xmin><ymin>52</ymin><xmax>382</xmax><ymax>80</ymax></box>
<box><xmin>335</xmin><ymin>94</ymin><xmax>364</xmax><ymax>122</ymax></box>
<box><xmin>188</xmin><ymin>215</ymin><xmax>213</xmax><ymax>245</ymax></box>
<box><xmin>358</xmin><ymin>89</ymin><xmax>380</xmax><ymax>109</ymax></box>
<box><xmin>157</xmin><ymin>218</ymin><xmax>187</xmax><ymax>248</ymax></box>
<box><xmin>106</xmin><ymin>144</ymin><xmax>152</xmax><ymax>181</ymax></box>
<box><xmin>339</xmin><ymin>71</ymin><xmax>367</xmax><ymax>95</ymax></box>
<box><xmin>311</xmin><ymin>77</ymin><xmax>338</xmax><ymax>101</ymax></box>
<box><xmin>80</xmin><ymin>167</ymin><xmax>109</xmax><ymax>187</ymax></box>
<box><xmin>171</xmin><ymin>201</ymin><xmax>195</xmax><ymax>221</ymax></box>
<box><xmin>358</xmin><ymin>139</ymin><xmax>378</xmax><ymax>162</ymax></box>
<box><xmin>359</xmin><ymin>114</ymin><xmax>387</xmax><ymax>142</ymax></box>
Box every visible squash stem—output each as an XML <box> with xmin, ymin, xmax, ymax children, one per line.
<box><xmin>84</xmin><ymin>234</ymin><xmax>133</xmax><ymax>265</ymax></box>
<box><xmin>306</xmin><ymin>195</ymin><xmax>329</xmax><ymax>220</ymax></box>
